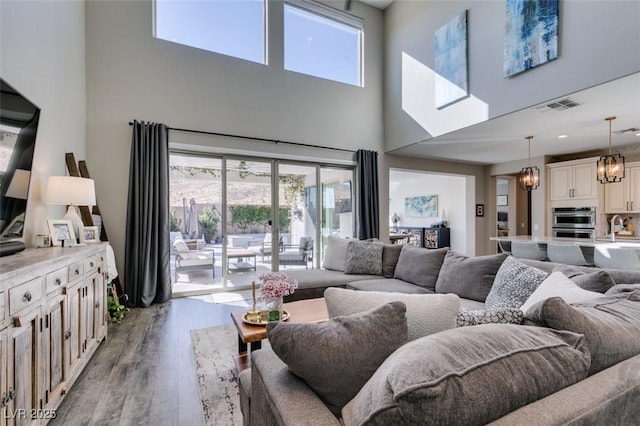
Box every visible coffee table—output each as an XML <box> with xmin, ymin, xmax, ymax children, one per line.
<box><xmin>227</xmin><ymin>249</ymin><xmax>257</xmax><ymax>272</ymax></box>
<box><xmin>230</xmin><ymin>297</ymin><xmax>328</xmax><ymax>371</ymax></box>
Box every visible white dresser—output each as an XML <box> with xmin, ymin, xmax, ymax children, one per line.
<box><xmin>0</xmin><ymin>243</ymin><xmax>109</xmax><ymax>425</ymax></box>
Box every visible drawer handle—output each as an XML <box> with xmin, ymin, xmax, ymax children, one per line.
<box><xmin>23</xmin><ymin>291</ymin><xmax>32</xmax><ymax>302</ymax></box>
<box><xmin>8</xmin><ymin>388</ymin><xmax>15</xmax><ymax>401</ymax></box>
<box><xmin>55</xmin><ymin>277</ymin><xmax>62</xmax><ymax>285</ymax></box>
<box><xmin>75</xmin><ymin>269</ymin><xmax>80</xmax><ymax>276</ymax></box>
<box><xmin>1</xmin><ymin>393</ymin><xmax>8</xmax><ymax>407</ymax></box>
<box><xmin>90</xmin><ymin>262</ymin><xmax>95</xmax><ymax>268</ymax></box>
<box><xmin>65</xmin><ymin>329</ymin><xmax>72</xmax><ymax>340</ymax></box>
<box><xmin>95</xmin><ymin>302</ymin><xmax>100</xmax><ymax>308</ymax></box>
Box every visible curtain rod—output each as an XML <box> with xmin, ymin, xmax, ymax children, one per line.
<box><xmin>128</xmin><ymin>121</ymin><xmax>356</xmax><ymax>153</ymax></box>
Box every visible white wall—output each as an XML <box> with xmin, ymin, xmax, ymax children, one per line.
<box><xmin>84</xmin><ymin>0</ymin><xmax>384</xmax><ymax>275</ymax></box>
<box><xmin>0</xmin><ymin>0</ymin><xmax>86</xmax><ymax>246</ymax></box>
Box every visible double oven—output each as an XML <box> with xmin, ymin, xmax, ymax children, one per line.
<box><xmin>551</xmin><ymin>207</ymin><xmax>596</xmax><ymax>239</ymax></box>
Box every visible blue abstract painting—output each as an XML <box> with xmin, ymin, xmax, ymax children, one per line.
<box><xmin>503</xmin><ymin>0</ymin><xmax>558</xmax><ymax>77</ymax></box>
<box><xmin>434</xmin><ymin>10</ymin><xmax>468</xmax><ymax>109</ymax></box>
<box><xmin>405</xmin><ymin>195</ymin><xmax>438</xmax><ymax>218</ymax></box>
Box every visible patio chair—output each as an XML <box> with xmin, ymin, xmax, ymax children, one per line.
<box><xmin>173</xmin><ymin>238</ymin><xmax>215</xmax><ymax>282</ymax></box>
<box><xmin>279</xmin><ymin>237</ymin><xmax>314</xmax><ymax>269</ymax></box>
<box><xmin>248</xmin><ymin>232</ymin><xmax>284</xmax><ymax>262</ymax></box>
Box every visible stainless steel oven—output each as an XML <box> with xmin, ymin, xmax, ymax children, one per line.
<box><xmin>551</xmin><ymin>207</ymin><xmax>596</xmax><ymax>239</ymax></box>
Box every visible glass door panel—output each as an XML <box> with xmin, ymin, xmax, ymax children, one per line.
<box><xmin>320</xmin><ymin>167</ymin><xmax>354</xmax><ymax>262</ymax></box>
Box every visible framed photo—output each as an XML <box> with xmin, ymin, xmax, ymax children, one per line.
<box><xmin>476</xmin><ymin>204</ymin><xmax>485</xmax><ymax>217</ymax></box>
<box><xmin>79</xmin><ymin>225</ymin><xmax>99</xmax><ymax>244</ymax></box>
<box><xmin>47</xmin><ymin>219</ymin><xmax>76</xmax><ymax>246</ymax></box>
<box><xmin>497</xmin><ymin>195</ymin><xmax>508</xmax><ymax>206</ymax></box>
<box><xmin>0</xmin><ymin>213</ymin><xmax>24</xmax><ymax>238</ymax></box>
<box><xmin>404</xmin><ymin>195</ymin><xmax>438</xmax><ymax>218</ymax></box>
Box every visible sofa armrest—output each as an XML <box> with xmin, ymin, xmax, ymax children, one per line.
<box><xmin>251</xmin><ymin>348</ymin><xmax>341</xmax><ymax>426</ymax></box>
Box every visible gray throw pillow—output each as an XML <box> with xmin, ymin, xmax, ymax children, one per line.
<box><xmin>525</xmin><ymin>291</ymin><xmax>640</xmax><ymax>375</ymax></box>
<box><xmin>435</xmin><ymin>251</ymin><xmax>508</xmax><ymax>302</ymax></box>
<box><xmin>321</xmin><ymin>236</ymin><xmax>350</xmax><ymax>272</ymax></box>
<box><xmin>606</xmin><ymin>283</ymin><xmax>640</xmax><ymax>295</ymax></box>
<box><xmin>381</xmin><ymin>244</ymin><xmax>403</xmax><ymax>278</ymax></box>
<box><xmin>344</xmin><ymin>240</ymin><xmax>383</xmax><ymax>275</ymax></box>
<box><xmin>341</xmin><ymin>324</ymin><xmax>590</xmax><ymax>425</ymax></box>
<box><xmin>456</xmin><ymin>307</ymin><xmax>523</xmax><ymax>327</ymax></box>
<box><xmin>485</xmin><ymin>256</ymin><xmax>548</xmax><ymax>309</ymax></box>
<box><xmin>267</xmin><ymin>301</ymin><xmax>408</xmax><ymax>416</ymax></box>
<box><xmin>552</xmin><ymin>264</ymin><xmax>616</xmax><ymax>293</ymax></box>
<box><xmin>393</xmin><ymin>246</ymin><xmax>449</xmax><ymax>291</ymax></box>
<box><xmin>325</xmin><ymin>287</ymin><xmax>459</xmax><ymax>341</ymax></box>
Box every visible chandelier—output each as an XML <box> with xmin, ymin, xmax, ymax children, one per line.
<box><xmin>519</xmin><ymin>136</ymin><xmax>539</xmax><ymax>191</ymax></box>
<box><xmin>597</xmin><ymin>116</ymin><xmax>625</xmax><ymax>184</ymax></box>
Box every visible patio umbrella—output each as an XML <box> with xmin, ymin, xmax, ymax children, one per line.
<box><xmin>186</xmin><ymin>198</ymin><xmax>198</xmax><ymax>238</ymax></box>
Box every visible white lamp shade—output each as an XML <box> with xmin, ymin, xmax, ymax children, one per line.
<box><xmin>46</xmin><ymin>176</ymin><xmax>96</xmax><ymax>206</ymax></box>
<box><xmin>5</xmin><ymin>169</ymin><xmax>31</xmax><ymax>199</ymax></box>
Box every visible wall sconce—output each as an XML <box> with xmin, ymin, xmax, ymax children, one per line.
<box><xmin>597</xmin><ymin>116</ymin><xmax>625</xmax><ymax>184</ymax></box>
<box><xmin>46</xmin><ymin>176</ymin><xmax>96</xmax><ymax>240</ymax></box>
<box><xmin>519</xmin><ymin>136</ymin><xmax>539</xmax><ymax>191</ymax></box>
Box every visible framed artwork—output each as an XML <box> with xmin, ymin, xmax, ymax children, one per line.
<box><xmin>434</xmin><ymin>10</ymin><xmax>469</xmax><ymax>108</ymax></box>
<box><xmin>47</xmin><ymin>219</ymin><xmax>76</xmax><ymax>246</ymax></box>
<box><xmin>79</xmin><ymin>225</ymin><xmax>100</xmax><ymax>244</ymax></box>
<box><xmin>476</xmin><ymin>204</ymin><xmax>485</xmax><ymax>217</ymax></box>
<box><xmin>497</xmin><ymin>195</ymin><xmax>508</xmax><ymax>206</ymax></box>
<box><xmin>0</xmin><ymin>213</ymin><xmax>25</xmax><ymax>238</ymax></box>
<box><xmin>503</xmin><ymin>0</ymin><xmax>559</xmax><ymax>77</ymax></box>
<box><xmin>405</xmin><ymin>195</ymin><xmax>438</xmax><ymax>217</ymax></box>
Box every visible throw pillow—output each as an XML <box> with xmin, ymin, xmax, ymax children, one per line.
<box><xmin>606</xmin><ymin>283</ymin><xmax>640</xmax><ymax>296</ymax></box>
<box><xmin>266</xmin><ymin>301</ymin><xmax>408</xmax><ymax>416</ymax></box>
<box><xmin>381</xmin><ymin>244</ymin><xmax>403</xmax><ymax>278</ymax></box>
<box><xmin>321</xmin><ymin>236</ymin><xmax>350</xmax><ymax>272</ymax></box>
<box><xmin>525</xmin><ymin>291</ymin><xmax>640</xmax><ymax>375</ymax></box>
<box><xmin>344</xmin><ymin>240</ymin><xmax>383</xmax><ymax>275</ymax></box>
<box><xmin>484</xmin><ymin>256</ymin><xmax>548</xmax><ymax>309</ymax></box>
<box><xmin>435</xmin><ymin>251</ymin><xmax>509</xmax><ymax>302</ymax></box>
<box><xmin>520</xmin><ymin>271</ymin><xmax>603</xmax><ymax>316</ymax></box>
<box><xmin>324</xmin><ymin>287</ymin><xmax>459</xmax><ymax>341</ymax></box>
<box><xmin>456</xmin><ymin>307</ymin><xmax>524</xmax><ymax>327</ymax></box>
<box><xmin>341</xmin><ymin>324</ymin><xmax>590</xmax><ymax>425</ymax></box>
<box><xmin>393</xmin><ymin>246</ymin><xmax>449</xmax><ymax>291</ymax></box>
<box><xmin>552</xmin><ymin>264</ymin><xmax>616</xmax><ymax>293</ymax></box>
<box><xmin>173</xmin><ymin>239</ymin><xmax>190</xmax><ymax>259</ymax></box>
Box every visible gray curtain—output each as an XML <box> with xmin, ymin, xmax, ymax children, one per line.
<box><xmin>124</xmin><ymin>121</ymin><xmax>171</xmax><ymax>307</ymax></box>
<box><xmin>356</xmin><ymin>149</ymin><xmax>379</xmax><ymax>239</ymax></box>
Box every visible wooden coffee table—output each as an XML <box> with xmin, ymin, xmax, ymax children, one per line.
<box><xmin>230</xmin><ymin>297</ymin><xmax>328</xmax><ymax>371</ymax></box>
<box><xmin>227</xmin><ymin>249</ymin><xmax>257</xmax><ymax>272</ymax></box>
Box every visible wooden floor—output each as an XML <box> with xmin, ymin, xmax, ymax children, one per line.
<box><xmin>51</xmin><ymin>297</ymin><xmax>239</xmax><ymax>426</ymax></box>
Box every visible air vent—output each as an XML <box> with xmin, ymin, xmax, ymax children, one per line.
<box><xmin>532</xmin><ymin>98</ymin><xmax>582</xmax><ymax>113</ymax></box>
<box><xmin>614</xmin><ymin>127</ymin><xmax>640</xmax><ymax>135</ymax></box>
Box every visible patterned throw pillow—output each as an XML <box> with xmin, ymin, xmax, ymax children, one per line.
<box><xmin>485</xmin><ymin>256</ymin><xmax>548</xmax><ymax>309</ymax></box>
<box><xmin>344</xmin><ymin>240</ymin><xmax>384</xmax><ymax>275</ymax></box>
<box><xmin>456</xmin><ymin>308</ymin><xmax>524</xmax><ymax>327</ymax></box>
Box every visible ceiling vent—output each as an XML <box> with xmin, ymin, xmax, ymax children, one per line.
<box><xmin>532</xmin><ymin>98</ymin><xmax>582</xmax><ymax>113</ymax></box>
<box><xmin>614</xmin><ymin>127</ymin><xmax>640</xmax><ymax>135</ymax></box>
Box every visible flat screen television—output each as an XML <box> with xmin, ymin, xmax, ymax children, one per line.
<box><xmin>0</xmin><ymin>78</ymin><xmax>40</xmax><ymax>255</ymax></box>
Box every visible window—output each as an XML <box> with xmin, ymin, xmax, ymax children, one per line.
<box><xmin>154</xmin><ymin>0</ymin><xmax>266</xmax><ymax>64</ymax></box>
<box><xmin>284</xmin><ymin>1</ymin><xmax>363</xmax><ymax>86</ymax></box>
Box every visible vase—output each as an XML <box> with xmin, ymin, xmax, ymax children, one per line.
<box><xmin>260</xmin><ymin>296</ymin><xmax>284</xmax><ymax>322</ymax></box>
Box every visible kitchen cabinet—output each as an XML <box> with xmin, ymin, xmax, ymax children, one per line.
<box><xmin>549</xmin><ymin>159</ymin><xmax>598</xmax><ymax>201</ymax></box>
<box><xmin>605</xmin><ymin>162</ymin><xmax>640</xmax><ymax>213</ymax></box>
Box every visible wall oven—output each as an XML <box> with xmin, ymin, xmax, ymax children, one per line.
<box><xmin>551</xmin><ymin>207</ymin><xmax>596</xmax><ymax>239</ymax></box>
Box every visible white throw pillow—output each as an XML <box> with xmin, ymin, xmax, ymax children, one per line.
<box><xmin>520</xmin><ymin>271</ymin><xmax>602</xmax><ymax>316</ymax></box>
<box><xmin>324</xmin><ymin>287</ymin><xmax>460</xmax><ymax>341</ymax></box>
<box><xmin>322</xmin><ymin>236</ymin><xmax>350</xmax><ymax>272</ymax></box>
<box><xmin>173</xmin><ymin>239</ymin><xmax>190</xmax><ymax>259</ymax></box>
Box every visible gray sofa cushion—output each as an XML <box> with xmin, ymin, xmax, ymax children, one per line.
<box><xmin>344</xmin><ymin>240</ymin><xmax>383</xmax><ymax>275</ymax></box>
<box><xmin>485</xmin><ymin>256</ymin><xmax>548</xmax><ymax>309</ymax></box>
<box><xmin>342</xmin><ymin>324</ymin><xmax>590</xmax><ymax>425</ymax></box>
<box><xmin>526</xmin><ymin>291</ymin><xmax>640</xmax><ymax>375</ymax></box>
<box><xmin>435</xmin><ymin>251</ymin><xmax>508</xmax><ymax>302</ymax></box>
<box><xmin>322</xmin><ymin>236</ymin><xmax>350</xmax><ymax>271</ymax></box>
<box><xmin>347</xmin><ymin>278</ymin><xmax>435</xmax><ymax>294</ymax></box>
<box><xmin>552</xmin><ymin>264</ymin><xmax>616</xmax><ymax>293</ymax></box>
<box><xmin>266</xmin><ymin>302</ymin><xmax>408</xmax><ymax>416</ymax></box>
<box><xmin>283</xmin><ymin>269</ymin><xmax>384</xmax><ymax>302</ymax></box>
<box><xmin>325</xmin><ymin>287</ymin><xmax>459</xmax><ymax>341</ymax></box>
<box><xmin>381</xmin><ymin>244</ymin><xmax>403</xmax><ymax>278</ymax></box>
<box><xmin>606</xmin><ymin>283</ymin><xmax>640</xmax><ymax>295</ymax></box>
<box><xmin>393</xmin><ymin>246</ymin><xmax>448</xmax><ymax>291</ymax></box>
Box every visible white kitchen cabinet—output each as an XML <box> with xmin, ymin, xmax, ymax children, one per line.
<box><xmin>605</xmin><ymin>162</ymin><xmax>640</xmax><ymax>213</ymax></box>
<box><xmin>549</xmin><ymin>159</ymin><xmax>598</xmax><ymax>201</ymax></box>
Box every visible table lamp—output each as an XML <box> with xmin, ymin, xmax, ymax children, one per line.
<box><xmin>46</xmin><ymin>176</ymin><xmax>96</xmax><ymax>242</ymax></box>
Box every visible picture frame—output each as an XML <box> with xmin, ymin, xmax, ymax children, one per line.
<box><xmin>79</xmin><ymin>225</ymin><xmax>100</xmax><ymax>244</ymax></box>
<box><xmin>405</xmin><ymin>195</ymin><xmax>438</xmax><ymax>218</ymax></box>
<box><xmin>497</xmin><ymin>195</ymin><xmax>508</xmax><ymax>206</ymax></box>
<box><xmin>47</xmin><ymin>219</ymin><xmax>76</xmax><ymax>246</ymax></box>
<box><xmin>476</xmin><ymin>204</ymin><xmax>485</xmax><ymax>217</ymax></box>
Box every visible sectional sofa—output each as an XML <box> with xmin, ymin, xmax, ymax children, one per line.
<box><xmin>239</xmin><ymin>237</ymin><xmax>640</xmax><ymax>425</ymax></box>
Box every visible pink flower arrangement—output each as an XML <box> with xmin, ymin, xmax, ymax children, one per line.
<box><xmin>258</xmin><ymin>272</ymin><xmax>298</xmax><ymax>299</ymax></box>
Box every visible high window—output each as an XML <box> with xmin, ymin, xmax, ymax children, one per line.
<box><xmin>284</xmin><ymin>0</ymin><xmax>363</xmax><ymax>86</ymax></box>
<box><xmin>154</xmin><ymin>0</ymin><xmax>266</xmax><ymax>64</ymax></box>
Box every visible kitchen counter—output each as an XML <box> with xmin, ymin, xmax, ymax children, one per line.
<box><xmin>490</xmin><ymin>235</ymin><xmax>640</xmax><ymax>249</ymax></box>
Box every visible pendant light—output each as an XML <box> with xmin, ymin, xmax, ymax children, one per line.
<box><xmin>519</xmin><ymin>136</ymin><xmax>539</xmax><ymax>191</ymax></box>
<box><xmin>597</xmin><ymin>116</ymin><xmax>625</xmax><ymax>184</ymax></box>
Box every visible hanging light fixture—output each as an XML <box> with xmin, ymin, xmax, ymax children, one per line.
<box><xmin>519</xmin><ymin>135</ymin><xmax>539</xmax><ymax>191</ymax></box>
<box><xmin>597</xmin><ymin>116</ymin><xmax>625</xmax><ymax>184</ymax></box>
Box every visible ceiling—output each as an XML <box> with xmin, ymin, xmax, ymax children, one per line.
<box><xmin>389</xmin><ymin>72</ymin><xmax>640</xmax><ymax>165</ymax></box>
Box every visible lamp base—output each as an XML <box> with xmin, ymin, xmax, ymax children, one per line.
<box><xmin>63</xmin><ymin>205</ymin><xmax>83</xmax><ymax>242</ymax></box>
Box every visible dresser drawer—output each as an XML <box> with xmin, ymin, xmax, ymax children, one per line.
<box><xmin>46</xmin><ymin>266</ymin><xmax>68</xmax><ymax>293</ymax></box>
<box><xmin>68</xmin><ymin>261</ymin><xmax>84</xmax><ymax>282</ymax></box>
<box><xmin>84</xmin><ymin>254</ymin><xmax>98</xmax><ymax>274</ymax></box>
<box><xmin>9</xmin><ymin>277</ymin><xmax>43</xmax><ymax>315</ymax></box>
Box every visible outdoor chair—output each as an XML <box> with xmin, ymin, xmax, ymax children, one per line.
<box><xmin>248</xmin><ymin>232</ymin><xmax>284</xmax><ymax>262</ymax></box>
<box><xmin>173</xmin><ymin>238</ymin><xmax>215</xmax><ymax>282</ymax></box>
<box><xmin>279</xmin><ymin>237</ymin><xmax>314</xmax><ymax>269</ymax></box>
